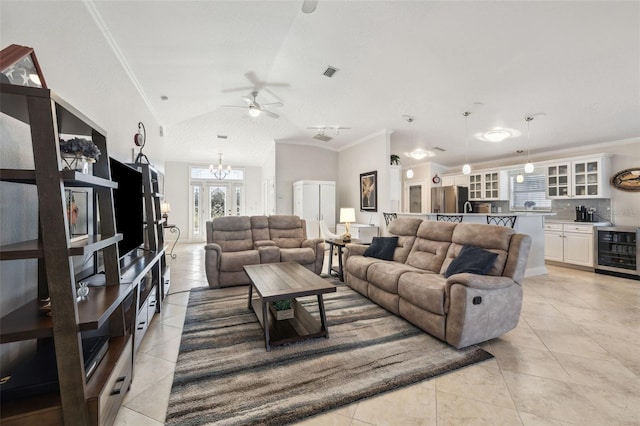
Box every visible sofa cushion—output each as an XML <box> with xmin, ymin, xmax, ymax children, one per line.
<box><xmin>280</xmin><ymin>247</ymin><xmax>316</xmax><ymax>265</ymax></box>
<box><xmin>387</xmin><ymin>218</ymin><xmax>423</xmax><ymax>263</ymax></box>
<box><xmin>398</xmin><ymin>272</ymin><xmax>446</xmax><ymax>315</ymax></box>
<box><xmin>364</xmin><ymin>236</ymin><xmax>398</xmax><ymax>260</ymax></box>
<box><xmin>268</xmin><ymin>215</ymin><xmax>306</xmax><ymax>248</ymax></box>
<box><xmin>344</xmin><ymin>255</ymin><xmax>379</xmax><ymax>281</ymax></box>
<box><xmin>250</xmin><ymin>215</ymin><xmax>270</xmax><ymax>242</ymax></box>
<box><xmin>367</xmin><ymin>262</ymin><xmax>420</xmax><ymax>294</ymax></box>
<box><xmin>210</xmin><ymin>216</ymin><xmax>254</xmax><ymax>252</ymax></box>
<box><xmin>220</xmin><ymin>250</ymin><xmax>260</xmax><ymax>272</ymax></box>
<box><xmin>444</xmin><ymin>245</ymin><xmax>498</xmax><ymax>278</ymax></box>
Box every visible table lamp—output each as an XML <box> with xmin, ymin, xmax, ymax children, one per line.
<box><xmin>339</xmin><ymin>207</ymin><xmax>356</xmax><ymax>242</ymax></box>
<box><xmin>160</xmin><ymin>201</ymin><xmax>171</xmax><ymax>223</ymax></box>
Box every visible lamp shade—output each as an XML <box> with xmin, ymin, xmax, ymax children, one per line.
<box><xmin>339</xmin><ymin>207</ymin><xmax>356</xmax><ymax>223</ymax></box>
<box><xmin>160</xmin><ymin>202</ymin><xmax>171</xmax><ymax>214</ymax></box>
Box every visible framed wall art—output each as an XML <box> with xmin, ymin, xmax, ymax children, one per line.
<box><xmin>360</xmin><ymin>170</ymin><xmax>377</xmax><ymax>212</ymax></box>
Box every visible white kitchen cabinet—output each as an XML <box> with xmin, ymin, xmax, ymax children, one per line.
<box><xmin>544</xmin><ymin>222</ymin><xmax>595</xmax><ymax>267</ymax></box>
<box><xmin>544</xmin><ymin>224</ymin><xmax>565</xmax><ymax>262</ymax></box>
<box><xmin>441</xmin><ymin>174</ymin><xmax>469</xmax><ymax>187</ymax></box>
<box><xmin>293</xmin><ymin>180</ymin><xmax>336</xmax><ymax>239</ymax></box>
<box><xmin>336</xmin><ymin>224</ymin><xmax>379</xmax><ymax>243</ymax></box>
<box><xmin>546</xmin><ymin>156</ymin><xmax>610</xmax><ymax>199</ymax></box>
<box><xmin>468</xmin><ymin>171</ymin><xmax>508</xmax><ymax>201</ymax></box>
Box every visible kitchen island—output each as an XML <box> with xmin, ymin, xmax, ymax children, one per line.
<box><xmin>397</xmin><ymin>212</ymin><xmax>554</xmax><ymax>277</ymax></box>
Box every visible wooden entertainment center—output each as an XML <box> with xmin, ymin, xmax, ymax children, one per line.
<box><xmin>0</xmin><ymin>83</ymin><xmax>170</xmax><ymax>424</ymax></box>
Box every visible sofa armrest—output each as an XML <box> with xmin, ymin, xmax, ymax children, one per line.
<box><xmin>302</xmin><ymin>238</ymin><xmax>324</xmax><ymax>249</ymax></box>
<box><xmin>254</xmin><ymin>240</ymin><xmax>277</xmax><ymax>248</ymax></box>
<box><xmin>204</xmin><ymin>242</ymin><xmax>222</xmax><ymax>253</ymax></box>
<box><xmin>445</xmin><ymin>273</ymin><xmax>516</xmax><ymax>291</ymax></box>
<box><xmin>344</xmin><ymin>243</ymin><xmax>368</xmax><ymax>257</ymax></box>
<box><xmin>204</xmin><ymin>243</ymin><xmax>222</xmax><ymax>288</ymax></box>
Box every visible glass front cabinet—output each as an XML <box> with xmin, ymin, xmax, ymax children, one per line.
<box><xmin>547</xmin><ymin>156</ymin><xmax>610</xmax><ymax>199</ymax></box>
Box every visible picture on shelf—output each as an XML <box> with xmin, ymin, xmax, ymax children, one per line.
<box><xmin>360</xmin><ymin>170</ymin><xmax>377</xmax><ymax>212</ymax></box>
<box><xmin>65</xmin><ymin>189</ymin><xmax>89</xmax><ymax>242</ymax></box>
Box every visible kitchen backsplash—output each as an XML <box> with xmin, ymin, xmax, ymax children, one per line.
<box><xmin>548</xmin><ymin>199</ymin><xmax>612</xmax><ymax>222</ymax></box>
<box><xmin>469</xmin><ymin>199</ymin><xmax>612</xmax><ymax>222</ymax></box>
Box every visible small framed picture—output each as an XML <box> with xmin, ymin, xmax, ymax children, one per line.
<box><xmin>360</xmin><ymin>170</ymin><xmax>377</xmax><ymax>212</ymax></box>
<box><xmin>65</xmin><ymin>189</ymin><xmax>89</xmax><ymax>241</ymax></box>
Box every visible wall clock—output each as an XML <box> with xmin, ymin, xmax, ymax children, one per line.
<box><xmin>432</xmin><ymin>174</ymin><xmax>441</xmax><ymax>184</ymax></box>
<box><xmin>610</xmin><ymin>167</ymin><xmax>640</xmax><ymax>192</ymax></box>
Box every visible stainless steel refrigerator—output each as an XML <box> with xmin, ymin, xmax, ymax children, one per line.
<box><xmin>431</xmin><ymin>186</ymin><xmax>469</xmax><ymax>213</ymax></box>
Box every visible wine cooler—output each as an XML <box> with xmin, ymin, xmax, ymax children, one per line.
<box><xmin>595</xmin><ymin>226</ymin><xmax>639</xmax><ymax>279</ymax></box>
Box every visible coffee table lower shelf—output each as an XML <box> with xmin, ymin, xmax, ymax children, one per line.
<box><xmin>250</xmin><ymin>297</ymin><xmax>327</xmax><ymax>351</ymax></box>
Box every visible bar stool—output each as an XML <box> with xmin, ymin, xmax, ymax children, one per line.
<box><xmin>486</xmin><ymin>215</ymin><xmax>517</xmax><ymax>228</ymax></box>
<box><xmin>383</xmin><ymin>212</ymin><xmax>397</xmax><ymax>225</ymax></box>
<box><xmin>436</xmin><ymin>214</ymin><xmax>463</xmax><ymax>223</ymax></box>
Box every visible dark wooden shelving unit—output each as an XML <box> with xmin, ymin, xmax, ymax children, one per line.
<box><xmin>0</xmin><ymin>81</ymin><xmax>138</xmax><ymax>426</ymax></box>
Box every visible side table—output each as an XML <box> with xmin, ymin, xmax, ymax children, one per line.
<box><xmin>325</xmin><ymin>238</ymin><xmax>365</xmax><ymax>281</ymax></box>
<box><xmin>163</xmin><ymin>224</ymin><xmax>180</xmax><ymax>259</ymax></box>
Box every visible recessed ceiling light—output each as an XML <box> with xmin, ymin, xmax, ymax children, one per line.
<box><xmin>406</xmin><ymin>149</ymin><xmax>435</xmax><ymax>160</ymax></box>
<box><xmin>483</xmin><ymin>129</ymin><xmax>511</xmax><ymax>142</ymax></box>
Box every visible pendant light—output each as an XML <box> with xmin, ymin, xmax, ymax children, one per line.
<box><xmin>515</xmin><ymin>151</ymin><xmax>525</xmax><ymax>183</ymax></box>
<box><xmin>462</xmin><ymin>111</ymin><xmax>471</xmax><ymax>175</ymax></box>
<box><xmin>524</xmin><ymin>116</ymin><xmax>535</xmax><ymax>173</ymax></box>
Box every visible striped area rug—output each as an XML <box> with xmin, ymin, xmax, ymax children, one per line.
<box><xmin>166</xmin><ymin>283</ymin><xmax>493</xmax><ymax>425</ymax></box>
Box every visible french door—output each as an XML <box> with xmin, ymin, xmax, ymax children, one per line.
<box><xmin>190</xmin><ymin>183</ymin><xmax>243</xmax><ymax>241</ymax></box>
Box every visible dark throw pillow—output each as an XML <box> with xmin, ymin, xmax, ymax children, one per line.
<box><xmin>444</xmin><ymin>244</ymin><xmax>498</xmax><ymax>278</ymax></box>
<box><xmin>363</xmin><ymin>236</ymin><xmax>398</xmax><ymax>261</ymax></box>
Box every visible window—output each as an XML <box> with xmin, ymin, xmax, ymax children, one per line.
<box><xmin>508</xmin><ymin>168</ymin><xmax>551</xmax><ymax>211</ymax></box>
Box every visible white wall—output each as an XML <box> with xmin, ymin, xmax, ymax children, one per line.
<box><xmin>337</xmin><ymin>130</ymin><xmax>392</xmax><ymax>228</ymax></box>
<box><xmin>1</xmin><ymin>1</ymin><xmax>163</xmax><ymax>168</ymax></box>
<box><xmin>275</xmin><ymin>143</ymin><xmax>339</xmax><ymax>215</ymax></box>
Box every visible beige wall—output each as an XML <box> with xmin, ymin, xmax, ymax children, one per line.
<box><xmin>275</xmin><ymin>143</ymin><xmax>339</xmax><ymax>215</ymax></box>
<box><xmin>337</xmin><ymin>130</ymin><xmax>392</xmax><ymax>228</ymax></box>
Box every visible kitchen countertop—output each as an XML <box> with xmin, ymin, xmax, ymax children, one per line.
<box><xmin>398</xmin><ymin>212</ymin><xmax>556</xmax><ymax>217</ymax></box>
<box><xmin>544</xmin><ymin>219</ymin><xmax>611</xmax><ymax>226</ymax></box>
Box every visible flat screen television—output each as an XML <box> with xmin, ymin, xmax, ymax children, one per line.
<box><xmin>109</xmin><ymin>157</ymin><xmax>143</xmax><ymax>259</ymax></box>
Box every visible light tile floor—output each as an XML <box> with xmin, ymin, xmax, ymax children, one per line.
<box><xmin>114</xmin><ymin>243</ymin><xmax>640</xmax><ymax>425</ymax></box>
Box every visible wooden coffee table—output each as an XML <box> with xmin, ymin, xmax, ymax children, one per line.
<box><xmin>244</xmin><ymin>262</ymin><xmax>337</xmax><ymax>351</ymax></box>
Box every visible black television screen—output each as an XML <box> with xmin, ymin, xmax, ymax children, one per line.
<box><xmin>109</xmin><ymin>157</ymin><xmax>143</xmax><ymax>258</ymax></box>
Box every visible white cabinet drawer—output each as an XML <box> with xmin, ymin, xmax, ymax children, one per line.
<box><xmin>563</xmin><ymin>224</ymin><xmax>593</xmax><ymax>234</ymax></box>
<box><xmin>544</xmin><ymin>223</ymin><xmax>563</xmax><ymax>231</ymax></box>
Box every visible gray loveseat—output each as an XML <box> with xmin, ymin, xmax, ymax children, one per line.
<box><xmin>205</xmin><ymin>215</ymin><xmax>324</xmax><ymax>288</ymax></box>
<box><xmin>343</xmin><ymin>217</ymin><xmax>531</xmax><ymax>348</ymax></box>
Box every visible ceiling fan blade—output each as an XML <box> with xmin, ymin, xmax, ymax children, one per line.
<box><xmin>302</xmin><ymin>0</ymin><xmax>318</xmax><ymax>14</ymax></box>
<box><xmin>221</xmin><ymin>105</ymin><xmax>247</xmax><ymax>108</ymax></box>
<box><xmin>261</xmin><ymin>101</ymin><xmax>284</xmax><ymax>108</ymax></box>
<box><xmin>244</xmin><ymin>71</ymin><xmax>261</xmax><ymax>88</ymax></box>
<box><xmin>241</xmin><ymin>96</ymin><xmax>256</xmax><ymax>107</ymax></box>
<box><xmin>221</xmin><ymin>85</ymin><xmax>255</xmax><ymax>93</ymax></box>
<box><xmin>261</xmin><ymin>109</ymin><xmax>279</xmax><ymax>119</ymax></box>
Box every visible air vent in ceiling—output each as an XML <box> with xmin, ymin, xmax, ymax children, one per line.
<box><xmin>323</xmin><ymin>66</ymin><xmax>338</xmax><ymax>78</ymax></box>
<box><xmin>433</xmin><ymin>146</ymin><xmax>446</xmax><ymax>152</ymax></box>
<box><xmin>313</xmin><ymin>133</ymin><xmax>333</xmax><ymax>142</ymax></box>
<box><xmin>217</xmin><ymin>135</ymin><xmax>228</xmax><ymax>139</ymax></box>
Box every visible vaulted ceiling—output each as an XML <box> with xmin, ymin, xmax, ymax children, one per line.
<box><xmin>4</xmin><ymin>1</ymin><xmax>639</xmax><ymax>168</ymax></box>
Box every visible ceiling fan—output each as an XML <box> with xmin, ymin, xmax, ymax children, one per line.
<box><xmin>222</xmin><ymin>91</ymin><xmax>283</xmax><ymax>118</ymax></box>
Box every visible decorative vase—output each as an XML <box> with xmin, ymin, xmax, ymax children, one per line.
<box><xmin>61</xmin><ymin>154</ymin><xmax>91</xmax><ymax>174</ymax></box>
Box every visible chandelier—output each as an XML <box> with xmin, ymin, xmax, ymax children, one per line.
<box><xmin>209</xmin><ymin>153</ymin><xmax>231</xmax><ymax>179</ymax></box>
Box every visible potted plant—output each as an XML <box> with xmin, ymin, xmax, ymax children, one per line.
<box><xmin>270</xmin><ymin>299</ymin><xmax>294</xmax><ymax>320</ymax></box>
<box><xmin>59</xmin><ymin>137</ymin><xmax>101</xmax><ymax>173</ymax></box>
<box><xmin>390</xmin><ymin>154</ymin><xmax>400</xmax><ymax>165</ymax></box>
